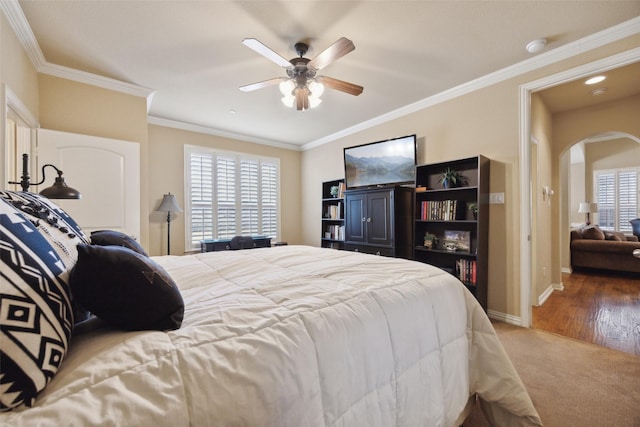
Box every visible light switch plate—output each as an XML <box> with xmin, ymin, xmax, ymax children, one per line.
<box><xmin>489</xmin><ymin>192</ymin><xmax>505</xmax><ymax>204</ymax></box>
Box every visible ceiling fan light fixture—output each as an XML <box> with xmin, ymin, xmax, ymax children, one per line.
<box><xmin>308</xmin><ymin>95</ymin><xmax>322</xmax><ymax>109</ymax></box>
<box><xmin>308</xmin><ymin>80</ymin><xmax>325</xmax><ymax>98</ymax></box>
<box><xmin>279</xmin><ymin>79</ymin><xmax>295</xmax><ymax>96</ymax></box>
<box><xmin>281</xmin><ymin>94</ymin><xmax>296</xmax><ymax>108</ymax></box>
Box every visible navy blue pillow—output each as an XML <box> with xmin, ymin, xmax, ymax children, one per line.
<box><xmin>70</xmin><ymin>245</ymin><xmax>184</xmax><ymax>331</ymax></box>
<box><xmin>0</xmin><ymin>198</ymin><xmax>73</xmax><ymax>410</ymax></box>
<box><xmin>90</xmin><ymin>230</ymin><xmax>148</xmax><ymax>257</ymax></box>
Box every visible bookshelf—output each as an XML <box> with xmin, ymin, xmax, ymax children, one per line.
<box><xmin>321</xmin><ymin>179</ymin><xmax>345</xmax><ymax>249</ymax></box>
<box><xmin>413</xmin><ymin>155</ymin><xmax>490</xmax><ymax>309</ymax></box>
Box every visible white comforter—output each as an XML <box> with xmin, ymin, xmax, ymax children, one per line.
<box><xmin>1</xmin><ymin>245</ymin><xmax>541</xmax><ymax>426</ymax></box>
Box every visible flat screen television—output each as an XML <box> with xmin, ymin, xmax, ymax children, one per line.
<box><xmin>343</xmin><ymin>134</ymin><xmax>416</xmax><ymax>189</ymax></box>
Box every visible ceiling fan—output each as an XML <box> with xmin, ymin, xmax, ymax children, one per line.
<box><xmin>240</xmin><ymin>37</ymin><xmax>363</xmax><ymax>111</ymax></box>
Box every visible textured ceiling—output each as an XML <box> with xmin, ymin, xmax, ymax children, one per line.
<box><xmin>13</xmin><ymin>1</ymin><xmax>640</xmax><ymax>148</ymax></box>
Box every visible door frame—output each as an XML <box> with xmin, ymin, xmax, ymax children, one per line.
<box><xmin>518</xmin><ymin>47</ymin><xmax>640</xmax><ymax>327</ymax></box>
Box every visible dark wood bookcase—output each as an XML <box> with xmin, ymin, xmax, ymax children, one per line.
<box><xmin>413</xmin><ymin>155</ymin><xmax>490</xmax><ymax>309</ymax></box>
<box><xmin>321</xmin><ymin>179</ymin><xmax>345</xmax><ymax>249</ymax></box>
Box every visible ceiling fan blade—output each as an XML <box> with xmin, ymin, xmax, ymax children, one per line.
<box><xmin>239</xmin><ymin>77</ymin><xmax>287</xmax><ymax>92</ymax></box>
<box><xmin>296</xmin><ymin>87</ymin><xmax>309</xmax><ymax>111</ymax></box>
<box><xmin>242</xmin><ymin>38</ymin><xmax>291</xmax><ymax>68</ymax></box>
<box><xmin>308</xmin><ymin>37</ymin><xmax>355</xmax><ymax>71</ymax></box>
<box><xmin>318</xmin><ymin>76</ymin><xmax>363</xmax><ymax>96</ymax></box>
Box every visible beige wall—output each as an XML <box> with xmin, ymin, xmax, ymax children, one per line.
<box><xmin>148</xmin><ymin>125</ymin><xmax>302</xmax><ymax>256</ymax></box>
<box><xmin>37</xmin><ymin>74</ymin><xmax>151</xmax><ymax>248</ymax></box>
<box><xmin>302</xmin><ymin>35</ymin><xmax>640</xmax><ymax>317</ymax></box>
<box><xmin>1</xmin><ymin>11</ymin><xmax>40</xmax><ymax>182</ymax></box>
<box><xmin>530</xmin><ymin>94</ymin><xmax>554</xmax><ymax>299</ymax></box>
<box><xmin>0</xmin><ymin>12</ymin><xmax>39</xmax><ymax>117</ymax></box>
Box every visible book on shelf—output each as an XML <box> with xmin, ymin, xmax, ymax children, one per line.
<box><xmin>326</xmin><ymin>202</ymin><xmax>343</xmax><ymax>219</ymax></box>
<box><xmin>455</xmin><ymin>259</ymin><xmax>477</xmax><ymax>286</ymax></box>
<box><xmin>324</xmin><ymin>224</ymin><xmax>345</xmax><ymax>241</ymax></box>
<box><xmin>337</xmin><ymin>182</ymin><xmax>345</xmax><ymax>198</ymax></box>
<box><xmin>420</xmin><ymin>200</ymin><xmax>465</xmax><ymax>221</ymax></box>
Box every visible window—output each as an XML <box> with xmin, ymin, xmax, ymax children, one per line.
<box><xmin>185</xmin><ymin>146</ymin><xmax>280</xmax><ymax>251</ymax></box>
<box><xmin>594</xmin><ymin>168</ymin><xmax>639</xmax><ymax>232</ymax></box>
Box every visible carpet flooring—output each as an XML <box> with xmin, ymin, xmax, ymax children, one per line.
<box><xmin>465</xmin><ymin>321</ymin><xmax>640</xmax><ymax>427</ymax></box>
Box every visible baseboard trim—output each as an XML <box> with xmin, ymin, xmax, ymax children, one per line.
<box><xmin>487</xmin><ymin>310</ymin><xmax>522</xmax><ymax>326</ymax></box>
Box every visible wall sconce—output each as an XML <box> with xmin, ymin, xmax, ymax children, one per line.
<box><xmin>578</xmin><ymin>202</ymin><xmax>598</xmax><ymax>225</ymax></box>
<box><xmin>542</xmin><ymin>186</ymin><xmax>554</xmax><ymax>201</ymax></box>
<box><xmin>8</xmin><ymin>153</ymin><xmax>81</xmax><ymax>199</ymax></box>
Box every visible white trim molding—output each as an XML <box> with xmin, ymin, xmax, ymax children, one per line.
<box><xmin>487</xmin><ymin>310</ymin><xmax>523</xmax><ymax>327</ymax></box>
<box><xmin>0</xmin><ymin>0</ymin><xmax>155</xmax><ymax>109</ymax></box>
<box><xmin>519</xmin><ymin>47</ymin><xmax>640</xmax><ymax>328</ymax></box>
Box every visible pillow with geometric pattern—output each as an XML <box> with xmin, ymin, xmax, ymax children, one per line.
<box><xmin>0</xmin><ymin>191</ymin><xmax>92</xmax><ymax>324</ymax></box>
<box><xmin>0</xmin><ymin>198</ymin><xmax>74</xmax><ymax>410</ymax></box>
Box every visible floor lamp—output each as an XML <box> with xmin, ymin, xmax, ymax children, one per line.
<box><xmin>156</xmin><ymin>193</ymin><xmax>182</xmax><ymax>255</ymax></box>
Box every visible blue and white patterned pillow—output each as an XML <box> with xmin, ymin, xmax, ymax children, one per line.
<box><xmin>0</xmin><ymin>191</ymin><xmax>91</xmax><ymax>324</ymax></box>
<box><xmin>0</xmin><ymin>197</ymin><xmax>75</xmax><ymax>410</ymax></box>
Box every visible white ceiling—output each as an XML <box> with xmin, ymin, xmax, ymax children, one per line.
<box><xmin>9</xmin><ymin>1</ymin><xmax>640</xmax><ymax>148</ymax></box>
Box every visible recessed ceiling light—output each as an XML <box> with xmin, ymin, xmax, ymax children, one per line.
<box><xmin>229</xmin><ymin>109</ymin><xmax>237</xmax><ymax>114</ymax></box>
<box><xmin>525</xmin><ymin>38</ymin><xmax>547</xmax><ymax>54</ymax></box>
<box><xmin>585</xmin><ymin>76</ymin><xmax>606</xmax><ymax>85</ymax></box>
<box><xmin>590</xmin><ymin>87</ymin><xmax>608</xmax><ymax>96</ymax></box>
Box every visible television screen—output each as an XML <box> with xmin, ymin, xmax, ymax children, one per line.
<box><xmin>343</xmin><ymin>134</ymin><xmax>416</xmax><ymax>189</ymax></box>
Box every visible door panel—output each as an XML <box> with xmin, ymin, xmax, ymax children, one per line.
<box><xmin>37</xmin><ymin>129</ymin><xmax>140</xmax><ymax>239</ymax></box>
<box><xmin>368</xmin><ymin>191</ymin><xmax>392</xmax><ymax>245</ymax></box>
<box><xmin>345</xmin><ymin>192</ymin><xmax>366</xmax><ymax>242</ymax></box>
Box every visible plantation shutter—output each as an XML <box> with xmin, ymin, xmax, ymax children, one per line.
<box><xmin>189</xmin><ymin>153</ymin><xmax>214</xmax><ymax>243</ymax></box>
<box><xmin>186</xmin><ymin>146</ymin><xmax>280</xmax><ymax>250</ymax></box>
<box><xmin>618</xmin><ymin>170</ymin><xmax>637</xmax><ymax>233</ymax></box>
<box><xmin>240</xmin><ymin>159</ymin><xmax>259</xmax><ymax>235</ymax></box>
<box><xmin>596</xmin><ymin>172</ymin><xmax>615</xmax><ymax>230</ymax></box>
<box><xmin>595</xmin><ymin>169</ymin><xmax>639</xmax><ymax>232</ymax></box>
<box><xmin>217</xmin><ymin>156</ymin><xmax>237</xmax><ymax>239</ymax></box>
<box><xmin>261</xmin><ymin>162</ymin><xmax>278</xmax><ymax>237</ymax></box>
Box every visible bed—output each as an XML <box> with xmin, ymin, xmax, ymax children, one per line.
<box><xmin>1</xmin><ymin>192</ymin><xmax>541</xmax><ymax>426</ymax></box>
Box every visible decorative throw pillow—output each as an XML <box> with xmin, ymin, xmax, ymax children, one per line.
<box><xmin>0</xmin><ymin>191</ymin><xmax>92</xmax><ymax>324</ymax></box>
<box><xmin>0</xmin><ymin>199</ymin><xmax>73</xmax><ymax>410</ymax></box>
<box><xmin>581</xmin><ymin>226</ymin><xmax>605</xmax><ymax>240</ymax></box>
<box><xmin>90</xmin><ymin>229</ymin><xmax>148</xmax><ymax>256</ymax></box>
<box><xmin>70</xmin><ymin>245</ymin><xmax>184</xmax><ymax>331</ymax></box>
<box><xmin>604</xmin><ymin>231</ymin><xmax>623</xmax><ymax>241</ymax></box>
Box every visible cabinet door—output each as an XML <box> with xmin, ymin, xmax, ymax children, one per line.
<box><xmin>367</xmin><ymin>190</ymin><xmax>392</xmax><ymax>245</ymax></box>
<box><xmin>345</xmin><ymin>192</ymin><xmax>366</xmax><ymax>243</ymax></box>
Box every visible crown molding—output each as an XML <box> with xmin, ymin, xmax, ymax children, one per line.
<box><xmin>39</xmin><ymin>62</ymin><xmax>155</xmax><ymax>103</ymax></box>
<box><xmin>147</xmin><ymin>116</ymin><xmax>301</xmax><ymax>151</ymax></box>
<box><xmin>3</xmin><ymin>0</ymin><xmax>638</xmax><ymax>150</ymax></box>
<box><xmin>1</xmin><ymin>0</ymin><xmax>155</xmax><ymax>109</ymax></box>
<box><xmin>302</xmin><ymin>16</ymin><xmax>640</xmax><ymax>151</ymax></box>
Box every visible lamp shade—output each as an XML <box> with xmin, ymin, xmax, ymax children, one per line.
<box><xmin>578</xmin><ymin>202</ymin><xmax>598</xmax><ymax>213</ymax></box>
<box><xmin>157</xmin><ymin>193</ymin><xmax>182</xmax><ymax>213</ymax></box>
<box><xmin>39</xmin><ymin>175</ymin><xmax>82</xmax><ymax>199</ymax></box>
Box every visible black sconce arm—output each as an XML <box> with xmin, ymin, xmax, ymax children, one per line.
<box><xmin>8</xmin><ymin>153</ymin><xmax>81</xmax><ymax>199</ymax></box>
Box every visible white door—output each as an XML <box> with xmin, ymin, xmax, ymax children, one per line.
<box><xmin>36</xmin><ymin>129</ymin><xmax>140</xmax><ymax>239</ymax></box>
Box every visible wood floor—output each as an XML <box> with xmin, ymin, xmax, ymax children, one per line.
<box><xmin>532</xmin><ymin>270</ymin><xmax>640</xmax><ymax>356</ymax></box>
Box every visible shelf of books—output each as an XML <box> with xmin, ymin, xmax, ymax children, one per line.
<box><xmin>321</xmin><ymin>179</ymin><xmax>346</xmax><ymax>250</ymax></box>
<box><xmin>413</xmin><ymin>155</ymin><xmax>489</xmax><ymax>310</ymax></box>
